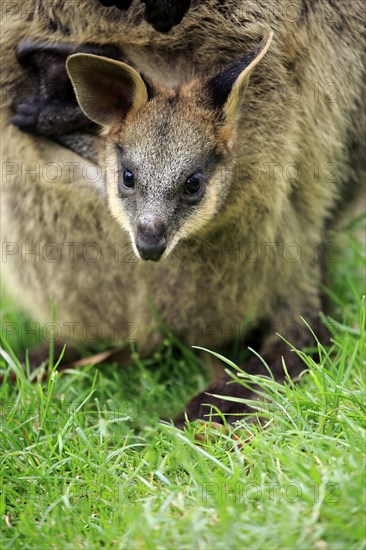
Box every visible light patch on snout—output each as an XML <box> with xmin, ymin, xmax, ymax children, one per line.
<box><xmin>104</xmin><ymin>143</ymin><xmax>146</xmax><ymax>260</ymax></box>
<box><xmin>166</xmin><ymin>169</ymin><xmax>221</xmax><ymax>256</ymax></box>
<box><xmin>105</xmin><ymin>144</ymin><xmax>135</xmax><ymax>240</ymax></box>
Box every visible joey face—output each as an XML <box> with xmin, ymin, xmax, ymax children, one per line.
<box><xmin>67</xmin><ymin>31</ymin><xmax>273</xmax><ymax>261</ymax></box>
<box><xmin>105</xmin><ymin>96</ymin><xmax>229</xmax><ymax>261</ymax></box>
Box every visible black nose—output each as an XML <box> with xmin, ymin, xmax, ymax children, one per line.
<box><xmin>136</xmin><ymin>213</ymin><xmax>166</xmax><ymax>261</ymax></box>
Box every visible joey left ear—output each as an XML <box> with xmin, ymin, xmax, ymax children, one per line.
<box><xmin>66</xmin><ymin>53</ymin><xmax>149</xmax><ymax>126</ymax></box>
<box><xmin>206</xmin><ymin>31</ymin><xmax>273</xmax><ymax>120</ymax></box>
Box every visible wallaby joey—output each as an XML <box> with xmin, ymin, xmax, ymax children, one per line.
<box><xmin>62</xmin><ymin>32</ymin><xmax>328</xmax><ymax>421</ymax></box>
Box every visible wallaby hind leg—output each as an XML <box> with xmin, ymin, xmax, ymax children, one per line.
<box><xmin>175</xmin><ymin>317</ymin><xmax>330</xmax><ymax>426</ymax></box>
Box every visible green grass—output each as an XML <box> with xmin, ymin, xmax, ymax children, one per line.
<box><xmin>0</xmin><ymin>219</ymin><xmax>365</xmax><ymax>549</ymax></box>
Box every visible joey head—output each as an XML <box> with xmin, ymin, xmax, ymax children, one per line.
<box><xmin>66</xmin><ymin>33</ymin><xmax>273</xmax><ymax>262</ymax></box>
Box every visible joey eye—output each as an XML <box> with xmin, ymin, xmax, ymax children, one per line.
<box><xmin>183</xmin><ymin>174</ymin><xmax>204</xmax><ymax>198</ymax></box>
<box><xmin>122</xmin><ymin>169</ymin><xmax>135</xmax><ymax>189</ymax></box>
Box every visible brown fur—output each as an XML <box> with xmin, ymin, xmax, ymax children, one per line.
<box><xmin>1</xmin><ymin>1</ymin><xmax>365</xmax><ymax>420</ymax></box>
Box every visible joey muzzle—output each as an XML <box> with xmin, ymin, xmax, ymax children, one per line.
<box><xmin>136</xmin><ymin>213</ymin><xmax>167</xmax><ymax>261</ymax></box>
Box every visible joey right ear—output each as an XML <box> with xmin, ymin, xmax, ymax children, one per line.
<box><xmin>205</xmin><ymin>31</ymin><xmax>273</xmax><ymax>121</ymax></box>
<box><xmin>66</xmin><ymin>53</ymin><xmax>148</xmax><ymax>126</ymax></box>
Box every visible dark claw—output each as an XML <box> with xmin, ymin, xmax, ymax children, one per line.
<box><xmin>11</xmin><ymin>96</ymin><xmax>46</xmax><ymax>133</ymax></box>
<box><xmin>10</xmin><ymin>115</ymin><xmax>35</xmax><ymax>132</ymax></box>
<box><xmin>11</xmin><ymin>95</ymin><xmax>46</xmax><ymax>112</ymax></box>
<box><xmin>16</xmin><ymin>103</ymin><xmax>38</xmax><ymax>116</ymax></box>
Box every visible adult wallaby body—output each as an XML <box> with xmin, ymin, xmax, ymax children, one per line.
<box><xmin>1</xmin><ymin>1</ymin><xmax>364</xmax><ymax>421</ymax></box>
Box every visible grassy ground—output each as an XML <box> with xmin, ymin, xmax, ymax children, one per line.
<box><xmin>0</xmin><ymin>218</ymin><xmax>365</xmax><ymax>549</ymax></box>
